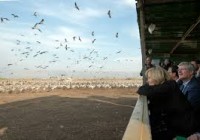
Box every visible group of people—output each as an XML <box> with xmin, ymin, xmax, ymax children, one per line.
<box><xmin>139</xmin><ymin>57</ymin><xmax>200</xmax><ymax>140</ymax></box>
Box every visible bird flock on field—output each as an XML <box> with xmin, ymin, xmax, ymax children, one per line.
<box><xmin>0</xmin><ymin>2</ymin><xmax>134</xmax><ymax>78</ymax></box>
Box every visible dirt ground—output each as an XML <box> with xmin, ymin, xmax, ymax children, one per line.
<box><xmin>0</xmin><ymin>88</ymin><xmax>138</xmax><ymax>140</ymax></box>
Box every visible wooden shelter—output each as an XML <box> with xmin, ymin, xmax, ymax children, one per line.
<box><xmin>136</xmin><ymin>0</ymin><xmax>200</xmax><ymax>64</ymax></box>
<box><xmin>123</xmin><ymin>1</ymin><xmax>200</xmax><ymax>139</ymax></box>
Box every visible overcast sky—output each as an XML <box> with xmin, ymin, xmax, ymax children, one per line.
<box><xmin>0</xmin><ymin>0</ymin><xmax>142</xmax><ymax>78</ymax></box>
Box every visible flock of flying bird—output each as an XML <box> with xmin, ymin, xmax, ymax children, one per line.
<box><xmin>0</xmin><ymin>2</ymin><xmax>132</xmax><ymax>78</ymax></box>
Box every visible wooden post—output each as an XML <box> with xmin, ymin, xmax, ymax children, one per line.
<box><xmin>137</xmin><ymin>0</ymin><xmax>147</xmax><ymax>84</ymax></box>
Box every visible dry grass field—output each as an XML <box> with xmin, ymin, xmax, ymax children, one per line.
<box><xmin>0</xmin><ymin>78</ymin><xmax>140</xmax><ymax>140</ymax></box>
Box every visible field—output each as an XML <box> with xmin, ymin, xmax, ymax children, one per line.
<box><xmin>0</xmin><ymin>78</ymin><xmax>140</xmax><ymax>140</ymax></box>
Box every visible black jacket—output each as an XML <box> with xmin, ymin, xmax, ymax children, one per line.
<box><xmin>137</xmin><ymin>80</ymin><xmax>197</xmax><ymax>137</ymax></box>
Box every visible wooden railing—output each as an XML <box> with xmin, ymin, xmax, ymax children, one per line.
<box><xmin>122</xmin><ymin>95</ymin><xmax>152</xmax><ymax>140</ymax></box>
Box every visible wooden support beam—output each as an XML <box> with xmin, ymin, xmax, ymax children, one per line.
<box><xmin>147</xmin><ymin>39</ymin><xmax>197</xmax><ymax>43</ymax></box>
<box><xmin>144</xmin><ymin>0</ymin><xmax>195</xmax><ymax>5</ymax></box>
<box><xmin>170</xmin><ymin>15</ymin><xmax>200</xmax><ymax>54</ymax></box>
<box><xmin>137</xmin><ymin>0</ymin><xmax>147</xmax><ymax>84</ymax></box>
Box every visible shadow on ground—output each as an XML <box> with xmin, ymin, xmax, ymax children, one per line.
<box><xmin>0</xmin><ymin>94</ymin><xmax>137</xmax><ymax>140</ymax></box>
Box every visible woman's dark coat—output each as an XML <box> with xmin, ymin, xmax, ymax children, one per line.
<box><xmin>137</xmin><ymin>80</ymin><xmax>198</xmax><ymax>139</ymax></box>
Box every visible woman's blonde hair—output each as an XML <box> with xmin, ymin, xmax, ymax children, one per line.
<box><xmin>145</xmin><ymin>66</ymin><xmax>170</xmax><ymax>85</ymax></box>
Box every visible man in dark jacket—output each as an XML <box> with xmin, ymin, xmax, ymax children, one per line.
<box><xmin>178</xmin><ymin>62</ymin><xmax>200</xmax><ymax>108</ymax></box>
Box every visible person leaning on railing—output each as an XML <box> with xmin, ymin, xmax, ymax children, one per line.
<box><xmin>137</xmin><ymin>66</ymin><xmax>198</xmax><ymax>140</ymax></box>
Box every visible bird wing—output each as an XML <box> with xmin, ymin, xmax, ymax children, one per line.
<box><xmin>75</xmin><ymin>2</ymin><xmax>79</xmax><ymax>10</ymax></box>
<box><xmin>108</xmin><ymin>10</ymin><xmax>111</xmax><ymax>18</ymax></box>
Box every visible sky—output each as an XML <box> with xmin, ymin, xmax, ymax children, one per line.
<box><xmin>0</xmin><ymin>0</ymin><xmax>142</xmax><ymax>79</ymax></box>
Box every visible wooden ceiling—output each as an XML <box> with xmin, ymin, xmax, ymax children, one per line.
<box><xmin>136</xmin><ymin>0</ymin><xmax>200</xmax><ymax>62</ymax></box>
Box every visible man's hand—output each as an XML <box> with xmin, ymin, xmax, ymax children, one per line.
<box><xmin>187</xmin><ymin>133</ymin><xmax>200</xmax><ymax>140</ymax></box>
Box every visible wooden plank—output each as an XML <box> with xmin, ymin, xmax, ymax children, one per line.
<box><xmin>122</xmin><ymin>96</ymin><xmax>152</xmax><ymax>140</ymax></box>
<box><xmin>170</xmin><ymin>15</ymin><xmax>200</xmax><ymax>54</ymax></box>
<box><xmin>144</xmin><ymin>0</ymin><xmax>193</xmax><ymax>5</ymax></box>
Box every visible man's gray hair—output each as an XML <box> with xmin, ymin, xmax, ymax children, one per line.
<box><xmin>178</xmin><ymin>62</ymin><xmax>195</xmax><ymax>72</ymax></box>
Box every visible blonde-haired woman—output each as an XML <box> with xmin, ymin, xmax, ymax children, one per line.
<box><xmin>145</xmin><ymin>66</ymin><xmax>170</xmax><ymax>86</ymax></box>
<box><xmin>137</xmin><ymin>66</ymin><xmax>195</xmax><ymax>140</ymax></box>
